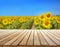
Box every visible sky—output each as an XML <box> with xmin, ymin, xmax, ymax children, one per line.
<box><xmin>0</xmin><ymin>0</ymin><xmax>60</xmax><ymax>16</ymax></box>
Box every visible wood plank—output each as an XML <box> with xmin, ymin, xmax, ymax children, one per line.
<box><xmin>40</xmin><ymin>31</ymin><xmax>56</xmax><ymax>45</ymax></box>
<box><xmin>37</xmin><ymin>30</ymin><xmax>48</xmax><ymax>45</ymax></box>
<box><xmin>2</xmin><ymin>45</ymin><xmax>59</xmax><ymax>47</ymax></box>
<box><xmin>12</xmin><ymin>30</ymin><xmax>28</xmax><ymax>45</ymax></box>
<box><xmin>3</xmin><ymin>45</ymin><xmax>17</xmax><ymax>47</ymax></box>
<box><xmin>0</xmin><ymin>31</ymin><xmax>9</xmax><ymax>37</ymax></box>
<box><xmin>4</xmin><ymin>30</ymin><xmax>23</xmax><ymax>45</ymax></box>
<box><xmin>27</xmin><ymin>31</ymin><xmax>33</xmax><ymax>45</ymax></box>
<box><xmin>0</xmin><ymin>30</ymin><xmax>60</xmax><ymax>47</ymax></box>
<box><xmin>0</xmin><ymin>32</ymin><xmax>19</xmax><ymax>45</ymax></box>
<box><xmin>45</xmin><ymin>31</ymin><xmax>60</xmax><ymax>45</ymax></box>
<box><xmin>0</xmin><ymin>46</ymin><xmax>3</xmax><ymax>47</ymax></box>
<box><xmin>19</xmin><ymin>30</ymin><xmax>31</xmax><ymax>45</ymax></box>
<box><xmin>34</xmin><ymin>30</ymin><xmax>40</xmax><ymax>45</ymax></box>
<box><xmin>0</xmin><ymin>31</ymin><xmax>15</xmax><ymax>40</ymax></box>
<box><xmin>48</xmin><ymin>31</ymin><xmax>60</xmax><ymax>39</ymax></box>
<box><xmin>17</xmin><ymin>45</ymin><xmax>42</xmax><ymax>47</ymax></box>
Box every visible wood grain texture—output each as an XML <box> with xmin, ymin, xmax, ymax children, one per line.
<box><xmin>0</xmin><ymin>30</ymin><xmax>60</xmax><ymax>47</ymax></box>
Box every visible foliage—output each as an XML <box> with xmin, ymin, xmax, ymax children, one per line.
<box><xmin>0</xmin><ymin>12</ymin><xmax>60</xmax><ymax>29</ymax></box>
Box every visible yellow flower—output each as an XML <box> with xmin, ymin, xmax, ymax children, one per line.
<box><xmin>45</xmin><ymin>12</ymin><xmax>52</xmax><ymax>20</ymax></box>
<box><xmin>42</xmin><ymin>20</ymin><xmax>52</xmax><ymax>29</ymax></box>
<box><xmin>39</xmin><ymin>14</ymin><xmax>45</xmax><ymax>21</ymax></box>
<box><xmin>34</xmin><ymin>16</ymin><xmax>38</xmax><ymax>20</ymax></box>
<box><xmin>19</xmin><ymin>18</ymin><xmax>25</xmax><ymax>23</ymax></box>
<box><xmin>34</xmin><ymin>19</ymin><xmax>40</xmax><ymax>25</ymax></box>
<box><xmin>8</xmin><ymin>18</ymin><xmax>15</xmax><ymax>23</ymax></box>
<box><xmin>8</xmin><ymin>21</ymin><xmax>13</xmax><ymax>24</ymax></box>
<box><xmin>2</xmin><ymin>19</ymin><xmax>9</xmax><ymax>25</ymax></box>
<box><xmin>56</xmin><ymin>17</ymin><xmax>60</xmax><ymax>23</ymax></box>
<box><xmin>23</xmin><ymin>17</ymin><xmax>29</xmax><ymax>22</ymax></box>
<box><xmin>54</xmin><ymin>16</ymin><xmax>59</xmax><ymax>20</ymax></box>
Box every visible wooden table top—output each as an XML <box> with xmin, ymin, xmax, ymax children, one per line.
<box><xmin>0</xmin><ymin>30</ymin><xmax>60</xmax><ymax>47</ymax></box>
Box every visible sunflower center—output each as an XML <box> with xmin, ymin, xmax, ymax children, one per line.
<box><xmin>36</xmin><ymin>21</ymin><xmax>39</xmax><ymax>23</ymax></box>
<box><xmin>45</xmin><ymin>21</ymin><xmax>49</xmax><ymax>25</ymax></box>
<box><xmin>4</xmin><ymin>21</ymin><xmax>7</xmax><ymax>23</ymax></box>
<box><xmin>58</xmin><ymin>19</ymin><xmax>60</xmax><ymax>21</ymax></box>
<box><xmin>40</xmin><ymin>16</ymin><xmax>44</xmax><ymax>19</ymax></box>
<box><xmin>47</xmin><ymin>14</ymin><xmax>50</xmax><ymax>18</ymax></box>
<box><xmin>11</xmin><ymin>19</ymin><xmax>13</xmax><ymax>20</ymax></box>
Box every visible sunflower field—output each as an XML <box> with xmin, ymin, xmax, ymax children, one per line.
<box><xmin>0</xmin><ymin>12</ymin><xmax>60</xmax><ymax>29</ymax></box>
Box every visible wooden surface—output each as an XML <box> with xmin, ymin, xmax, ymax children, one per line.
<box><xmin>0</xmin><ymin>30</ymin><xmax>60</xmax><ymax>47</ymax></box>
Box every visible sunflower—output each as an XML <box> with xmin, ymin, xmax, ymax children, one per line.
<box><xmin>8</xmin><ymin>21</ymin><xmax>13</xmax><ymax>24</ymax></box>
<box><xmin>19</xmin><ymin>18</ymin><xmax>25</xmax><ymax>23</ymax></box>
<box><xmin>34</xmin><ymin>19</ymin><xmax>40</xmax><ymax>25</ymax></box>
<box><xmin>52</xmin><ymin>16</ymin><xmax>58</xmax><ymax>20</ymax></box>
<box><xmin>56</xmin><ymin>18</ymin><xmax>60</xmax><ymax>23</ymax></box>
<box><xmin>24</xmin><ymin>17</ymin><xmax>28</xmax><ymax>22</ymax></box>
<box><xmin>42</xmin><ymin>20</ymin><xmax>52</xmax><ymax>29</ymax></box>
<box><xmin>9</xmin><ymin>17</ymin><xmax>15</xmax><ymax>23</ymax></box>
<box><xmin>2</xmin><ymin>19</ymin><xmax>9</xmax><ymax>25</ymax></box>
<box><xmin>34</xmin><ymin>16</ymin><xmax>38</xmax><ymax>20</ymax></box>
<box><xmin>45</xmin><ymin>12</ymin><xmax>52</xmax><ymax>20</ymax></box>
<box><xmin>39</xmin><ymin>14</ymin><xmax>45</xmax><ymax>21</ymax></box>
